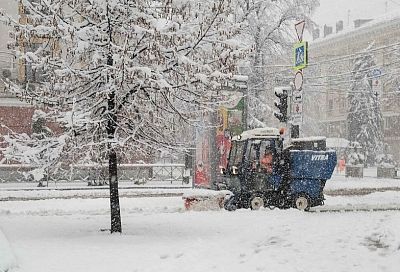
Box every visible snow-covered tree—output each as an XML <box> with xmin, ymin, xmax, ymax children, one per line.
<box><xmin>347</xmin><ymin>45</ymin><xmax>383</xmax><ymax>165</ymax></box>
<box><xmin>234</xmin><ymin>0</ymin><xmax>318</xmax><ymax>128</ymax></box>
<box><xmin>2</xmin><ymin>0</ymin><xmax>247</xmax><ymax>232</ymax></box>
<box><xmin>2</xmin><ymin>110</ymin><xmax>66</xmax><ymax>185</ymax></box>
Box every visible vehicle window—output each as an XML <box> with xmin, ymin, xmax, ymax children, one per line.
<box><xmin>259</xmin><ymin>140</ymin><xmax>273</xmax><ymax>161</ymax></box>
<box><xmin>259</xmin><ymin>140</ymin><xmax>275</xmax><ymax>174</ymax></box>
<box><xmin>246</xmin><ymin>142</ymin><xmax>259</xmax><ymax>163</ymax></box>
<box><xmin>228</xmin><ymin>141</ymin><xmax>237</xmax><ymax>167</ymax></box>
<box><xmin>233</xmin><ymin>141</ymin><xmax>245</xmax><ymax>166</ymax></box>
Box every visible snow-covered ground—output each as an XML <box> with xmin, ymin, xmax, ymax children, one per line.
<box><xmin>1</xmin><ymin>170</ymin><xmax>400</xmax><ymax>272</ymax></box>
<box><xmin>325</xmin><ymin>167</ymin><xmax>400</xmax><ymax>191</ymax></box>
<box><xmin>0</xmin><ymin>227</ymin><xmax>16</xmax><ymax>272</ymax></box>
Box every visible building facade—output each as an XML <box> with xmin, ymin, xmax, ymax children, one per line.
<box><xmin>309</xmin><ymin>13</ymin><xmax>400</xmax><ymax>161</ymax></box>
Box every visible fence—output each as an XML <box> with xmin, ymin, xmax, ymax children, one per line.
<box><xmin>0</xmin><ymin>163</ymin><xmax>193</xmax><ymax>186</ymax></box>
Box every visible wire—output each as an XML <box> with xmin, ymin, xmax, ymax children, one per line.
<box><xmin>246</xmin><ymin>46</ymin><xmax>400</xmax><ymax>96</ymax></box>
<box><xmin>247</xmin><ymin>50</ymin><xmax>400</xmax><ymax>92</ymax></box>
<box><xmin>243</xmin><ymin>39</ymin><xmax>400</xmax><ymax>71</ymax></box>
<box><xmin>390</xmin><ymin>0</ymin><xmax>400</xmax><ymax>7</ymax></box>
<box><xmin>309</xmin><ymin>41</ymin><xmax>400</xmax><ymax>65</ymax></box>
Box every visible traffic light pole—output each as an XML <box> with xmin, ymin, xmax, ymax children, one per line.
<box><xmin>273</xmin><ymin>87</ymin><xmax>289</xmax><ymax>123</ymax></box>
<box><xmin>291</xmin><ymin>20</ymin><xmax>307</xmax><ymax>139</ymax></box>
<box><xmin>273</xmin><ymin>86</ymin><xmax>300</xmax><ymax>139</ymax></box>
<box><xmin>291</xmin><ymin>124</ymin><xmax>299</xmax><ymax>138</ymax></box>
<box><xmin>289</xmin><ymin>84</ymin><xmax>300</xmax><ymax>139</ymax></box>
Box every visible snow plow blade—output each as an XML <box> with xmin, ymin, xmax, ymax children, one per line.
<box><xmin>183</xmin><ymin>190</ymin><xmax>232</xmax><ymax>211</ymax></box>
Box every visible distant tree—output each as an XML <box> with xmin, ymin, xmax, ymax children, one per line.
<box><xmin>347</xmin><ymin>45</ymin><xmax>383</xmax><ymax>165</ymax></box>
<box><xmin>2</xmin><ymin>0</ymin><xmax>247</xmax><ymax>233</ymax></box>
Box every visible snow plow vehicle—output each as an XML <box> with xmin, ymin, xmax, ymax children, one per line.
<box><xmin>219</xmin><ymin>128</ymin><xmax>337</xmax><ymax>211</ymax></box>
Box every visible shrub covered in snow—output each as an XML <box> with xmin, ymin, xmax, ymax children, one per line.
<box><xmin>346</xmin><ymin>142</ymin><xmax>365</xmax><ymax>166</ymax></box>
<box><xmin>376</xmin><ymin>154</ymin><xmax>396</xmax><ymax>168</ymax></box>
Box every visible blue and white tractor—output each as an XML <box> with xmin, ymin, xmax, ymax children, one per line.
<box><xmin>219</xmin><ymin>128</ymin><xmax>337</xmax><ymax>211</ymax></box>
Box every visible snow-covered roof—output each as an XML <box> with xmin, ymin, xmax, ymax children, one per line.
<box><xmin>291</xmin><ymin>136</ymin><xmax>326</xmax><ymax>142</ymax></box>
<box><xmin>0</xmin><ymin>97</ymin><xmax>32</xmax><ymax>107</ymax></box>
<box><xmin>233</xmin><ymin>127</ymin><xmax>280</xmax><ymax>141</ymax></box>
<box><xmin>311</xmin><ymin>9</ymin><xmax>400</xmax><ymax>47</ymax></box>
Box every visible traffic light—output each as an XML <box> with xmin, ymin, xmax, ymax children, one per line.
<box><xmin>274</xmin><ymin>88</ymin><xmax>288</xmax><ymax>123</ymax></box>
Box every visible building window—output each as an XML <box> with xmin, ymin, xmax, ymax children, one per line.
<box><xmin>328</xmin><ymin>99</ymin><xmax>333</xmax><ymax>111</ymax></box>
<box><xmin>327</xmin><ymin>124</ymin><xmax>334</xmax><ymax>134</ymax></box>
<box><xmin>339</xmin><ymin>97</ymin><xmax>346</xmax><ymax>112</ymax></box>
<box><xmin>384</xmin><ymin>117</ymin><xmax>389</xmax><ymax>130</ymax></box>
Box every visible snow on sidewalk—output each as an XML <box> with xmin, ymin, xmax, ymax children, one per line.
<box><xmin>1</xmin><ymin>196</ymin><xmax>400</xmax><ymax>272</ymax></box>
<box><xmin>0</xmin><ymin>227</ymin><xmax>17</xmax><ymax>272</ymax></box>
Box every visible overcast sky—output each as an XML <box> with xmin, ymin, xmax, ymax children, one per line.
<box><xmin>313</xmin><ymin>0</ymin><xmax>400</xmax><ymax>27</ymax></box>
<box><xmin>2</xmin><ymin>1</ymin><xmax>400</xmax><ymax>57</ymax></box>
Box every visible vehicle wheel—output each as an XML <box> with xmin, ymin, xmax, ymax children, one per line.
<box><xmin>250</xmin><ymin>196</ymin><xmax>264</xmax><ymax>210</ymax></box>
<box><xmin>239</xmin><ymin>193</ymin><xmax>250</xmax><ymax>209</ymax></box>
<box><xmin>224</xmin><ymin>196</ymin><xmax>237</xmax><ymax>211</ymax></box>
<box><xmin>294</xmin><ymin>194</ymin><xmax>310</xmax><ymax>211</ymax></box>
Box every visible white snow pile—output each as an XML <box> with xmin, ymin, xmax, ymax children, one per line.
<box><xmin>0</xmin><ymin>228</ymin><xmax>16</xmax><ymax>272</ymax></box>
<box><xmin>182</xmin><ymin>189</ymin><xmax>232</xmax><ymax>198</ymax></box>
<box><xmin>182</xmin><ymin>189</ymin><xmax>232</xmax><ymax>211</ymax></box>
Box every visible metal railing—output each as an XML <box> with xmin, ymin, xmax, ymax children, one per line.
<box><xmin>0</xmin><ymin>163</ymin><xmax>193</xmax><ymax>187</ymax></box>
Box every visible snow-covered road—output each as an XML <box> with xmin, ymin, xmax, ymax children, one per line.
<box><xmin>0</xmin><ymin>197</ymin><xmax>400</xmax><ymax>272</ymax></box>
<box><xmin>1</xmin><ymin>192</ymin><xmax>400</xmax><ymax>272</ymax></box>
<box><xmin>1</xmin><ymin>171</ymin><xmax>400</xmax><ymax>272</ymax></box>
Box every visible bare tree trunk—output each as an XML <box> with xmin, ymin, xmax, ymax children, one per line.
<box><xmin>108</xmin><ymin>145</ymin><xmax>121</xmax><ymax>233</ymax></box>
<box><xmin>107</xmin><ymin>54</ymin><xmax>122</xmax><ymax>233</ymax></box>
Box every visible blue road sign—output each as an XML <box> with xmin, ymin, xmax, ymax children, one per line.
<box><xmin>293</xmin><ymin>41</ymin><xmax>308</xmax><ymax>70</ymax></box>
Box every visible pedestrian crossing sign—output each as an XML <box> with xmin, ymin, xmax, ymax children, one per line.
<box><xmin>293</xmin><ymin>41</ymin><xmax>308</xmax><ymax>70</ymax></box>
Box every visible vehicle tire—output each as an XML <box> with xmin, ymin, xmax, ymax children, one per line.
<box><xmin>224</xmin><ymin>196</ymin><xmax>237</xmax><ymax>211</ymax></box>
<box><xmin>293</xmin><ymin>194</ymin><xmax>310</xmax><ymax>211</ymax></box>
<box><xmin>250</xmin><ymin>196</ymin><xmax>264</xmax><ymax>210</ymax></box>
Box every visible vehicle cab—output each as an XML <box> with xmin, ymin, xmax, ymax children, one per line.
<box><xmin>219</xmin><ymin>127</ymin><xmax>286</xmax><ymax>209</ymax></box>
